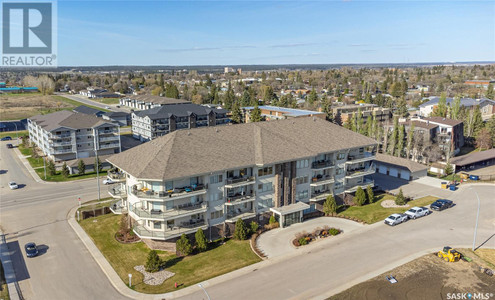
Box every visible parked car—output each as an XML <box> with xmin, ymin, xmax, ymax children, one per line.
<box><xmin>8</xmin><ymin>181</ymin><xmax>18</xmax><ymax>189</ymax></box>
<box><xmin>105</xmin><ymin>106</ymin><xmax>110</xmax><ymax>109</ymax></box>
<box><xmin>430</xmin><ymin>199</ymin><xmax>454</xmax><ymax>211</ymax></box>
<box><xmin>103</xmin><ymin>178</ymin><xmax>115</xmax><ymax>185</ymax></box>
<box><xmin>25</xmin><ymin>243</ymin><xmax>38</xmax><ymax>257</ymax></box>
<box><xmin>384</xmin><ymin>213</ymin><xmax>409</xmax><ymax>226</ymax></box>
<box><xmin>1</xmin><ymin>136</ymin><xmax>12</xmax><ymax>141</ymax></box>
<box><xmin>6</xmin><ymin>143</ymin><xmax>13</xmax><ymax>148</ymax></box>
<box><xmin>404</xmin><ymin>206</ymin><xmax>431</xmax><ymax>219</ymax></box>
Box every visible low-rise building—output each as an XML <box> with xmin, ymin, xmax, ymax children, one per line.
<box><xmin>418</xmin><ymin>97</ymin><xmax>479</xmax><ymax>117</ymax></box>
<box><xmin>414</xmin><ymin>117</ymin><xmax>465</xmax><ymax>155</ymax></box>
<box><xmin>102</xmin><ymin>111</ymin><xmax>130</xmax><ymax>126</ymax></box>
<box><xmin>106</xmin><ymin>117</ymin><xmax>377</xmax><ymax>244</ymax></box>
<box><xmin>242</xmin><ymin>106</ymin><xmax>325</xmax><ymax>122</ymax></box>
<box><xmin>131</xmin><ymin>103</ymin><xmax>230</xmax><ymax>141</ymax></box>
<box><xmin>464</xmin><ymin>80</ymin><xmax>495</xmax><ymax>89</ymax></box>
<box><xmin>332</xmin><ymin>104</ymin><xmax>392</xmax><ymax>124</ymax></box>
<box><xmin>73</xmin><ymin>105</ymin><xmax>106</xmax><ymax>118</ymax></box>
<box><xmin>479</xmin><ymin>99</ymin><xmax>495</xmax><ymax>120</ymax></box>
<box><xmin>120</xmin><ymin>95</ymin><xmax>190</xmax><ymax>110</ymax></box>
<box><xmin>28</xmin><ymin>110</ymin><xmax>121</xmax><ymax>161</ymax></box>
<box><xmin>374</xmin><ymin>153</ymin><xmax>428</xmax><ymax>180</ymax></box>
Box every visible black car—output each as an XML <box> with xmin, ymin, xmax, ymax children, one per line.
<box><xmin>430</xmin><ymin>199</ymin><xmax>454</xmax><ymax>211</ymax></box>
<box><xmin>25</xmin><ymin>243</ymin><xmax>38</xmax><ymax>257</ymax></box>
<box><xmin>1</xmin><ymin>136</ymin><xmax>12</xmax><ymax>141</ymax></box>
<box><xmin>6</xmin><ymin>143</ymin><xmax>13</xmax><ymax>148</ymax></box>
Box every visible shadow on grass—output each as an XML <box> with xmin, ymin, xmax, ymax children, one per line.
<box><xmin>163</xmin><ymin>256</ymin><xmax>184</xmax><ymax>269</ymax></box>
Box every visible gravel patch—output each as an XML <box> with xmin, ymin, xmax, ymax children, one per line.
<box><xmin>134</xmin><ymin>265</ymin><xmax>175</xmax><ymax>285</ymax></box>
<box><xmin>381</xmin><ymin>199</ymin><xmax>410</xmax><ymax>208</ymax></box>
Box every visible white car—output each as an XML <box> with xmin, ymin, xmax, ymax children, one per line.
<box><xmin>103</xmin><ymin>178</ymin><xmax>115</xmax><ymax>185</ymax></box>
<box><xmin>384</xmin><ymin>213</ymin><xmax>409</xmax><ymax>226</ymax></box>
<box><xmin>105</xmin><ymin>106</ymin><xmax>110</xmax><ymax>109</ymax></box>
<box><xmin>404</xmin><ymin>206</ymin><xmax>430</xmax><ymax>219</ymax></box>
<box><xmin>8</xmin><ymin>181</ymin><xmax>18</xmax><ymax>190</ymax></box>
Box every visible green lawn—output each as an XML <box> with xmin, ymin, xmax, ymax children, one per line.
<box><xmin>79</xmin><ymin>214</ymin><xmax>261</xmax><ymax>294</ymax></box>
<box><xmin>77</xmin><ymin>197</ymin><xmax>114</xmax><ymax>212</ymax></box>
<box><xmin>427</xmin><ymin>172</ymin><xmax>461</xmax><ymax>182</ymax></box>
<box><xmin>338</xmin><ymin>194</ymin><xmax>439</xmax><ymax>224</ymax></box>
<box><xmin>94</xmin><ymin>98</ymin><xmax>120</xmax><ymax>105</ymax></box>
<box><xmin>35</xmin><ymin>168</ymin><xmax>107</xmax><ymax>182</ymax></box>
<box><xmin>53</xmin><ymin>95</ymin><xmax>111</xmax><ymax>112</ymax></box>
<box><xmin>0</xmin><ymin>130</ymin><xmax>28</xmax><ymax>139</ymax></box>
<box><xmin>0</xmin><ymin>262</ymin><xmax>9</xmax><ymax>300</ymax></box>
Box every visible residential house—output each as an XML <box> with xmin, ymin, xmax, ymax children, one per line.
<box><xmin>106</xmin><ymin>117</ymin><xmax>377</xmax><ymax>244</ymax></box>
<box><xmin>131</xmin><ymin>103</ymin><xmax>230</xmax><ymax>141</ymax></box>
<box><xmin>28</xmin><ymin>111</ymin><xmax>121</xmax><ymax>162</ymax></box>
<box><xmin>412</xmin><ymin>116</ymin><xmax>464</xmax><ymax>155</ymax></box>
<box><xmin>479</xmin><ymin>99</ymin><xmax>495</xmax><ymax>120</ymax></box>
<box><xmin>241</xmin><ymin>106</ymin><xmax>325</xmax><ymax>122</ymax></box>
<box><xmin>418</xmin><ymin>97</ymin><xmax>479</xmax><ymax>117</ymax></box>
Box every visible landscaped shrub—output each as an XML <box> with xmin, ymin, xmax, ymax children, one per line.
<box><xmin>323</xmin><ymin>195</ymin><xmax>337</xmax><ymax>215</ymax></box>
<box><xmin>47</xmin><ymin>159</ymin><xmax>56</xmax><ymax>176</ymax></box>
<box><xmin>269</xmin><ymin>215</ymin><xmax>277</xmax><ymax>224</ymax></box>
<box><xmin>395</xmin><ymin>188</ymin><xmax>406</xmax><ymax>205</ymax></box>
<box><xmin>233</xmin><ymin>218</ymin><xmax>248</xmax><ymax>240</ymax></box>
<box><xmin>355</xmin><ymin>187</ymin><xmax>367</xmax><ymax>206</ymax></box>
<box><xmin>78</xmin><ymin>159</ymin><xmax>86</xmax><ymax>175</ymax></box>
<box><xmin>366</xmin><ymin>185</ymin><xmax>374</xmax><ymax>203</ymax></box>
<box><xmin>329</xmin><ymin>228</ymin><xmax>341</xmax><ymax>236</ymax></box>
<box><xmin>145</xmin><ymin>250</ymin><xmax>163</xmax><ymax>273</ymax></box>
<box><xmin>250</xmin><ymin>221</ymin><xmax>259</xmax><ymax>234</ymax></box>
<box><xmin>61</xmin><ymin>162</ymin><xmax>69</xmax><ymax>178</ymax></box>
<box><xmin>195</xmin><ymin>228</ymin><xmax>208</xmax><ymax>252</ymax></box>
<box><xmin>298</xmin><ymin>237</ymin><xmax>308</xmax><ymax>245</ymax></box>
<box><xmin>176</xmin><ymin>234</ymin><xmax>193</xmax><ymax>256</ymax></box>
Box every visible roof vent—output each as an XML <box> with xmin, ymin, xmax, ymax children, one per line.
<box><xmin>442</xmin><ymin>118</ymin><xmax>446</xmax><ymax>121</ymax></box>
<box><xmin>313</xmin><ymin>117</ymin><xmax>316</xmax><ymax>121</ymax></box>
<box><xmin>187</xmin><ymin>131</ymin><xmax>191</xmax><ymax>136</ymax></box>
<box><xmin>215</xmin><ymin>128</ymin><xmax>219</xmax><ymax>133</ymax></box>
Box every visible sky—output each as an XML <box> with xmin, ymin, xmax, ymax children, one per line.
<box><xmin>56</xmin><ymin>1</ymin><xmax>495</xmax><ymax>66</ymax></box>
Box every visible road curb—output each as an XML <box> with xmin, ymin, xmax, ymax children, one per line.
<box><xmin>0</xmin><ymin>230</ymin><xmax>22</xmax><ymax>300</ymax></box>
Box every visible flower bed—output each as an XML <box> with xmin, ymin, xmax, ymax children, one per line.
<box><xmin>292</xmin><ymin>226</ymin><xmax>342</xmax><ymax>247</ymax></box>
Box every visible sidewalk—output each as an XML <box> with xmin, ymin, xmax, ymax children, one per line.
<box><xmin>0</xmin><ymin>230</ymin><xmax>21</xmax><ymax>300</ymax></box>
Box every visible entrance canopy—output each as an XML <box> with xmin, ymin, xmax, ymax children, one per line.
<box><xmin>270</xmin><ymin>202</ymin><xmax>310</xmax><ymax>216</ymax></box>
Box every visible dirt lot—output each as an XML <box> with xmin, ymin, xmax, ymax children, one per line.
<box><xmin>330</xmin><ymin>250</ymin><xmax>495</xmax><ymax>300</ymax></box>
<box><xmin>0</xmin><ymin>93</ymin><xmax>75</xmax><ymax>120</ymax></box>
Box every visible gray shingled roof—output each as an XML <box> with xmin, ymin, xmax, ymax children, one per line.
<box><xmin>134</xmin><ymin>103</ymin><xmax>229</xmax><ymax>120</ymax></box>
<box><xmin>107</xmin><ymin>117</ymin><xmax>378</xmax><ymax>180</ymax></box>
<box><xmin>419</xmin><ymin>97</ymin><xmax>479</xmax><ymax>108</ymax></box>
<box><xmin>423</xmin><ymin>117</ymin><xmax>463</xmax><ymax>127</ymax></box>
<box><xmin>30</xmin><ymin>110</ymin><xmax>114</xmax><ymax>131</ymax></box>
<box><xmin>450</xmin><ymin>148</ymin><xmax>495</xmax><ymax>167</ymax></box>
<box><xmin>73</xmin><ymin>105</ymin><xmax>104</xmax><ymax>115</ymax></box>
<box><xmin>375</xmin><ymin>153</ymin><xmax>428</xmax><ymax>173</ymax></box>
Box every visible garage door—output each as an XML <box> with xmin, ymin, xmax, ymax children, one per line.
<box><xmin>78</xmin><ymin>152</ymin><xmax>90</xmax><ymax>158</ymax></box>
<box><xmin>378</xmin><ymin>165</ymin><xmax>387</xmax><ymax>174</ymax></box>
<box><xmin>389</xmin><ymin>168</ymin><xmax>399</xmax><ymax>177</ymax></box>
<box><xmin>399</xmin><ymin>170</ymin><xmax>410</xmax><ymax>180</ymax></box>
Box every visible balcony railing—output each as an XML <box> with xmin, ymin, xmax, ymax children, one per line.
<box><xmin>107</xmin><ymin>171</ymin><xmax>125</xmax><ymax>180</ymax></box>
<box><xmin>311</xmin><ymin>160</ymin><xmax>335</xmax><ymax>170</ymax></box>
<box><xmin>346</xmin><ymin>152</ymin><xmax>376</xmax><ymax>164</ymax></box>
<box><xmin>100</xmin><ymin>143</ymin><xmax>119</xmax><ymax>149</ymax></box>
<box><xmin>108</xmin><ymin>185</ymin><xmax>126</xmax><ymax>198</ymax></box>
<box><xmin>99</xmin><ymin>129</ymin><xmax>118</xmax><ymax>134</ymax></box>
<box><xmin>225</xmin><ymin>176</ymin><xmax>255</xmax><ymax>187</ymax></box>
<box><xmin>50</xmin><ymin>148</ymin><xmax>73</xmax><ymax>154</ymax></box>
<box><xmin>99</xmin><ymin>136</ymin><xmax>120</xmax><ymax>142</ymax></box>
<box><xmin>226</xmin><ymin>193</ymin><xmax>256</xmax><ymax>205</ymax></box>
<box><xmin>310</xmin><ymin>189</ymin><xmax>333</xmax><ymax>201</ymax></box>
<box><xmin>50</xmin><ymin>140</ymin><xmax>73</xmax><ymax>146</ymax></box>
<box><xmin>130</xmin><ymin>202</ymin><xmax>207</xmax><ymax>220</ymax></box>
<box><xmin>131</xmin><ymin>183</ymin><xmax>207</xmax><ymax>200</ymax></box>
<box><xmin>50</xmin><ymin>133</ymin><xmax>71</xmax><ymax>138</ymax></box>
<box><xmin>345</xmin><ymin>164</ymin><xmax>376</xmax><ymax>178</ymax></box>
<box><xmin>133</xmin><ymin>221</ymin><xmax>207</xmax><ymax>240</ymax></box>
<box><xmin>225</xmin><ymin>210</ymin><xmax>256</xmax><ymax>222</ymax></box>
<box><xmin>310</xmin><ymin>174</ymin><xmax>334</xmax><ymax>185</ymax></box>
<box><xmin>344</xmin><ymin>180</ymin><xmax>374</xmax><ymax>193</ymax></box>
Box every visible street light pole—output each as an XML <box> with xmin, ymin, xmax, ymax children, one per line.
<box><xmin>13</xmin><ymin>123</ymin><xmax>19</xmax><ymax>145</ymax></box>
<box><xmin>198</xmin><ymin>284</ymin><xmax>211</xmax><ymax>300</ymax></box>
<box><xmin>471</xmin><ymin>189</ymin><xmax>481</xmax><ymax>251</ymax></box>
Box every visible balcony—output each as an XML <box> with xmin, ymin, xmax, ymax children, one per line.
<box><xmin>225</xmin><ymin>210</ymin><xmax>256</xmax><ymax>223</ymax></box>
<box><xmin>133</xmin><ymin>220</ymin><xmax>208</xmax><ymax>241</ymax></box>
<box><xmin>99</xmin><ymin>135</ymin><xmax>120</xmax><ymax>142</ymax></box>
<box><xmin>344</xmin><ymin>180</ymin><xmax>374</xmax><ymax>193</ymax></box>
<box><xmin>108</xmin><ymin>185</ymin><xmax>126</xmax><ymax>198</ymax></box>
<box><xmin>130</xmin><ymin>202</ymin><xmax>208</xmax><ymax>221</ymax></box>
<box><xmin>310</xmin><ymin>174</ymin><xmax>335</xmax><ymax>186</ymax></box>
<box><xmin>225</xmin><ymin>193</ymin><xmax>256</xmax><ymax>205</ymax></box>
<box><xmin>225</xmin><ymin>176</ymin><xmax>255</xmax><ymax>188</ymax></box>
<box><xmin>131</xmin><ymin>184</ymin><xmax>207</xmax><ymax>201</ymax></box>
<box><xmin>99</xmin><ymin>129</ymin><xmax>118</xmax><ymax>135</ymax></box>
<box><xmin>50</xmin><ymin>133</ymin><xmax>71</xmax><ymax>139</ymax></box>
<box><xmin>50</xmin><ymin>148</ymin><xmax>73</xmax><ymax>154</ymax></box>
<box><xmin>311</xmin><ymin>160</ymin><xmax>335</xmax><ymax>170</ymax></box>
<box><xmin>107</xmin><ymin>171</ymin><xmax>125</xmax><ymax>181</ymax></box>
<box><xmin>310</xmin><ymin>190</ymin><xmax>333</xmax><ymax>202</ymax></box>
<box><xmin>50</xmin><ymin>140</ymin><xmax>73</xmax><ymax>146</ymax></box>
<box><xmin>345</xmin><ymin>152</ymin><xmax>376</xmax><ymax>165</ymax></box>
<box><xmin>100</xmin><ymin>142</ymin><xmax>119</xmax><ymax>149</ymax></box>
<box><xmin>345</xmin><ymin>165</ymin><xmax>376</xmax><ymax>179</ymax></box>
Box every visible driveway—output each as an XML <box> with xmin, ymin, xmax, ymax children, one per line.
<box><xmin>257</xmin><ymin>218</ymin><xmax>365</xmax><ymax>258</ymax></box>
<box><xmin>374</xmin><ymin>173</ymin><xmax>453</xmax><ymax>199</ymax></box>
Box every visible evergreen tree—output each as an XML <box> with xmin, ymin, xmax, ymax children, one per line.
<box><xmin>61</xmin><ymin>162</ymin><xmax>69</xmax><ymax>178</ymax></box>
<box><xmin>250</xmin><ymin>221</ymin><xmax>259</xmax><ymax>234</ymax></box>
<box><xmin>47</xmin><ymin>159</ymin><xmax>56</xmax><ymax>176</ymax></box>
<box><xmin>388</xmin><ymin>117</ymin><xmax>399</xmax><ymax>155</ymax></box>
<box><xmin>405</xmin><ymin>124</ymin><xmax>415</xmax><ymax>159</ymax></box>
<box><xmin>395</xmin><ymin>189</ymin><xmax>406</xmax><ymax>205</ymax></box>
<box><xmin>224</xmin><ymin>81</ymin><xmax>235</xmax><ymax>110</ymax></box>
<box><xmin>231</xmin><ymin>101</ymin><xmax>243</xmax><ymax>124</ymax></box>
<box><xmin>77</xmin><ymin>159</ymin><xmax>86</xmax><ymax>175</ymax></box>
<box><xmin>350</xmin><ymin>113</ymin><xmax>357</xmax><ymax>132</ymax></box>
<box><xmin>444</xmin><ymin>162</ymin><xmax>453</xmax><ymax>176</ymax></box>
<box><xmin>323</xmin><ymin>194</ymin><xmax>337</xmax><ymax>215</ymax></box>
<box><xmin>396</xmin><ymin>97</ymin><xmax>408</xmax><ymax>117</ymax></box>
<box><xmin>165</xmin><ymin>83</ymin><xmax>180</xmax><ymax>99</ymax></box>
<box><xmin>145</xmin><ymin>250</ymin><xmax>163</xmax><ymax>273</ymax></box>
<box><xmin>176</xmin><ymin>234</ymin><xmax>193</xmax><ymax>256</ymax></box>
<box><xmin>355</xmin><ymin>187</ymin><xmax>367</xmax><ymax>206</ymax></box>
<box><xmin>433</xmin><ymin>92</ymin><xmax>448</xmax><ymax>117</ymax></box>
<box><xmin>366</xmin><ymin>185</ymin><xmax>374</xmax><ymax>204</ymax></box>
<box><xmin>396</xmin><ymin>125</ymin><xmax>405</xmax><ymax>157</ymax></box>
<box><xmin>307</xmin><ymin>88</ymin><xmax>318</xmax><ymax>105</ymax></box>
<box><xmin>195</xmin><ymin>228</ymin><xmax>208</xmax><ymax>252</ymax></box>
<box><xmin>486</xmin><ymin>83</ymin><xmax>494</xmax><ymax>100</ymax></box>
<box><xmin>250</xmin><ymin>104</ymin><xmax>263</xmax><ymax>122</ymax></box>
<box><xmin>233</xmin><ymin>218</ymin><xmax>248</xmax><ymax>240</ymax></box>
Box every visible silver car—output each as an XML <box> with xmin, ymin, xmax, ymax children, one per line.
<box><xmin>8</xmin><ymin>181</ymin><xmax>18</xmax><ymax>190</ymax></box>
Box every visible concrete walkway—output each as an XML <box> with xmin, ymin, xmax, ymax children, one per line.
<box><xmin>0</xmin><ymin>230</ymin><xmax>21</xmax><ymax>300</ymax></box>
<box><xmin>257</xmin><ymin>217</ymin><xmax>365</xmax><ymax>258</ymax></box>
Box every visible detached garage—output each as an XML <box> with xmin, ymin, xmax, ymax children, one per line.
<box><xmin>375</xmin><ymin>153</ymin><xmax>428</xmax><ymax>181</ymax></box>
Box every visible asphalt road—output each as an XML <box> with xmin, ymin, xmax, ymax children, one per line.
<box><xmin>0</xmin><ymin>140</ymin><xmax>128</xmax><ymax>300</ymax></box>
<box><xmin>57</xmin><ymin>93</ymin><xmax>130</xmax><ymax>113</ymax></box>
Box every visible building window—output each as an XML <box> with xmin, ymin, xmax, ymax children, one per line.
<box><xmin>296</xmin><ymin>159</ymin><xmax>309</xmax><ymax>169</ymax></box>
<box><xmin>296</xmin><ymin>176</ymin><xmax>309</xmax><ymax>185</ymax></box>
<box><xmin>335</xmin><ymin>181</ymin><xmax>343</xmax><ymax>189</ymax></box>
<box><xmin>337</xmin><ymin>153</ymin><xmax>346</xmax><ymax>160</ymax></box>
<box><xmin>258</xmin><ymin>198</ymin><xmax>274</xmax><ymax>210</ymax></box>
<box><xmin>258</xmin><ymin>166</ymin><xmax>273</xmax><ymax>177</ymax></box>
<box><xmin>295</xmin><ymin>190</ymin><xmax>309</xmax><ymax>201</ymax></box>
<box><xmin>210</xmin><ymin>210</ymin><xmax>224</xmax><ymax>219</ymax></box>
<box><xmin>258</xmin><ymin>183</ymin><xmax>273</xmax><ymax>193</ymax></box>
<box><xmin>153</xmin><ymin>221</ymin><xmax>161</xmax><ymax>229</ymax></box>
<box><xmin>209</xmin><ymin>174</ymin><xmax>223</xmax><ymax>184</ymax></box>
<box><xmin>209</xmin><ymin>191</ymin><xmax>223</xmax><ymax>201</ymax></box>
<box><xmin>336</xmin><ymin>168</ymin><xmax>344</xmax><ymax>175</ymax></box>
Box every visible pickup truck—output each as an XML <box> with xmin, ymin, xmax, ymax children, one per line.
<box><xmin>384</xmin><ymin>213</ymin><xmax>409</xmax><ymax>226</ymax></box>
<box><xmin>404</xmin><ymin>206</ymin><xmax>430</xmax><ymax>219</ymax></box>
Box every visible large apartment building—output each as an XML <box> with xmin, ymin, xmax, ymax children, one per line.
<box><xmin>332</xmin><ymin>104</ymin><xmax>393</xmax><ymax>124</ymax></box>
<box><xmin>107</xmin><ymin>117</ymin><xmax>377</xmax><ymax>243</ymax></box>
<box><xmin>28</xmin><ymin>110</ymin><xmax>121</xmax><ymax>161</ymax></box>
<box><xmin>131</xmin><ymin>103</ymin><xmax>230</xmax><ymax>141</ymax></box>
<box><xmin>120</xmin><ymin>95</ymin><xmax>191</xmax><ymax>110</ymax></box>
